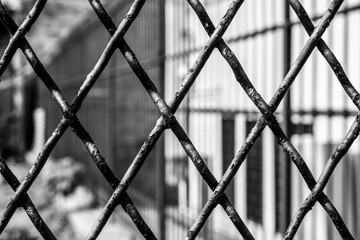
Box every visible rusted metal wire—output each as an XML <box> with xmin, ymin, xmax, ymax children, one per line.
<box><xmin>87</xmin><ymin>1</ymin><xmax>253</xmax><ymax>239</ymax></box>
<box><xmin>282</xmin><ymin>1</ymin><xmax>360</xmax><ymax>238</ymax></box>
<box><xmin>288</xmin><ymin>0</ymin><xmax>360</xmax><ymax>110</ymax></box>
<box><xmin>0</xmin><ymin>0</ymin><xmax>155</xmax><ymax>239</ymax></box>
<box><xmin>0</xmin><ymin>0</ymin><xmax>47</xmax><ymax>77</ymax></box>
<box><xmin>185</xmin><ymin>0</ymin><xmax>353</xmax><ymax>239</ymax></box>
<box><xmin>284</xmin><ymin>114</ymin><xmax>360</xmax><ymax>239</ymax></box>
<box><xmin>0</xmin><ymin>159</ymin><xmax>56</xmax><ymax>240</ymax></box>
<box><xmin>0</xmin><ymin>0</ymin><xmax>357</xmax><ymax>239</ymax></box>
<box><xmin>86</xmin><ymin>1</ymin><xmax>255</xmax><ymax>239</ymax></box>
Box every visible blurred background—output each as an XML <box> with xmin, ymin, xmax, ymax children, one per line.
<box><xmin>1</xmin><ymin>0</ymin><xmax>360</xmax><ymax>239</ymax></box>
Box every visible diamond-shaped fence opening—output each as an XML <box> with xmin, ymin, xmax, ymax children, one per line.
<box><xmin>0</xmin><ymin>0</ymin><xmax>359</xmax><ymax>239</ymax></box>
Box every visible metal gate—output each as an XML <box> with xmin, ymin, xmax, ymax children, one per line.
<box><xmin>0</xmin><ymin>0</ymin><xmax>359</xmax><ymax>239</ymax></box>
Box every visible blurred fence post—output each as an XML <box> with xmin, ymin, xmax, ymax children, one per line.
<box><xmin>280</xmin><ymin>0</ymin><xmax>292</xmax><ymax>232</ymax></box>
<box><xmin>156</xmin><ymin>0</ymin><xmax>166</xmax><ymax>239</ymax></box>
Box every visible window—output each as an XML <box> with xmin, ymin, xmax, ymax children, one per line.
<box><xmin>274</xmin><ymin>142</ymin><xmax>283</xmax><ymax>232</ymax></box>
<box><xmin>222</xmin><ymin>115</ymin><xmax>235</xmax><ymax>204</ymax></box>
<box><xmin>246</xmin><ymin>120</ymin><xmax>263</xmax><ymax>224</ymax></box>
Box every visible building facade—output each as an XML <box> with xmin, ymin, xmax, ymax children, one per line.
<box><xmin>164</xmin><ymin>0</ymin><xmax>360</xmax><ymax>239</ymax></box>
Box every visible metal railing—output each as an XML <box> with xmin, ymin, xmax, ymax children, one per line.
<box><xmin>0</xmin><ymin>0</ymin><xmax>359</xmax><ymax>239</ymax></box>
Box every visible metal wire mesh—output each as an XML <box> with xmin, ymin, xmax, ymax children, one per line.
<box><xmin>0</xmin><ymin>0</ymin><xmax>358</xmax><ymax>239</ymax></box>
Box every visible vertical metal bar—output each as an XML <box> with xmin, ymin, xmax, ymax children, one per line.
<box><xmin>107</xmin><ymin>51</ymin><xmax>117</xmax><ymax>193</ymax></box>
<box><xmin>280</xmin><ymin>0</ymin><xmax>292</xmax><ymax>232</ymax></box>
<box><xmin>184</xmin><ymin>6</ymin><xmax>191</xmax><ymax>236</ymax></box>
<box><xmin>157</xmin><ymin>0</ymin><xmax>166</xmax><ymax>239</ymax></box>
<box><xmin>14</xmin><ymin>3</ymin><xmax>25</xmax><ymax>156</ymax></box>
